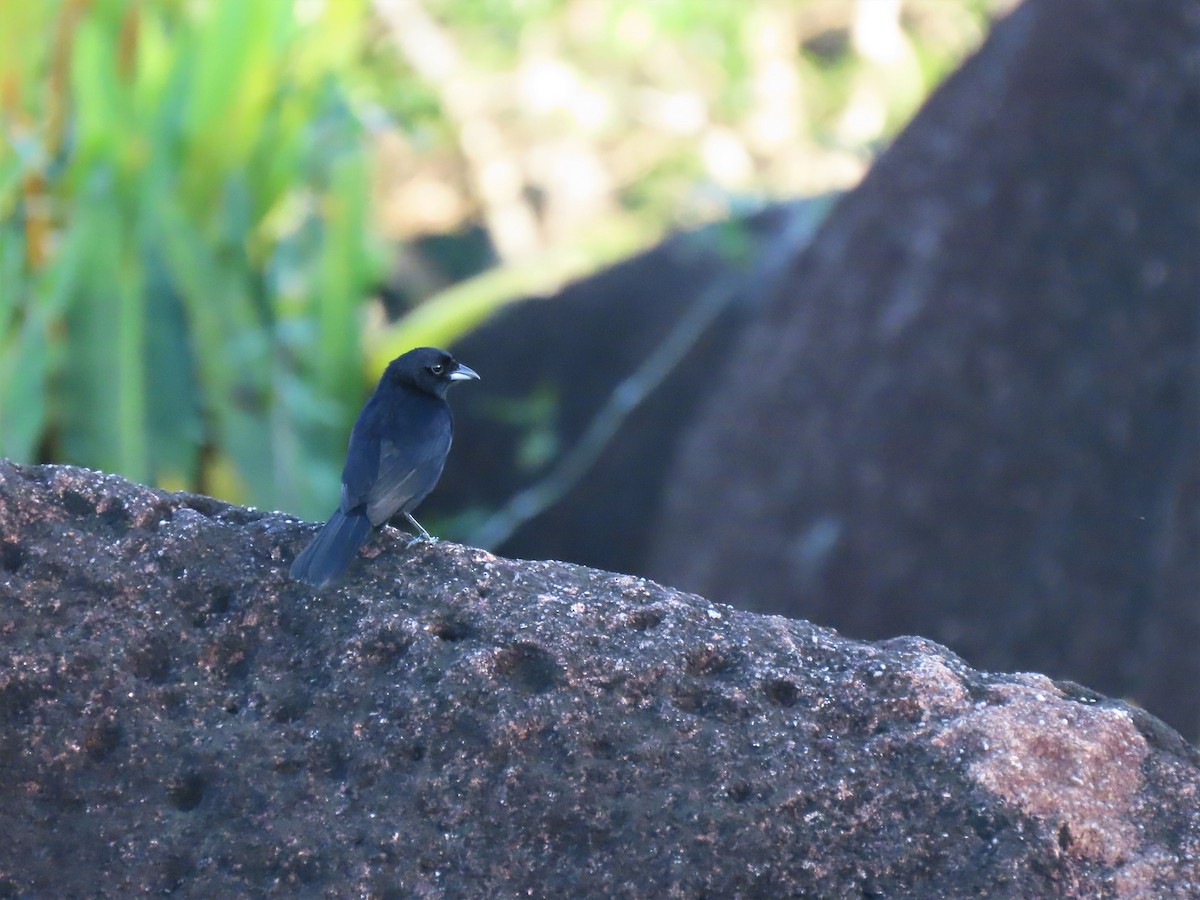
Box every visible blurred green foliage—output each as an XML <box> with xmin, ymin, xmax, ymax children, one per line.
<box><xmin>0</xmin><ymin>0</ymin><xmax>382</xmax><ymax>516</ymax></box>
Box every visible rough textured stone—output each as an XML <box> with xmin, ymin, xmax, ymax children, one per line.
<box><xmin>648</xmin><ymin>0</ymin><xmax>1200</xmax><ymax>740</ymax></box>
<box><xmin>2</xmin><ymin>461</ymin><xmax>1199</xmax><ymax>897</ymax></box>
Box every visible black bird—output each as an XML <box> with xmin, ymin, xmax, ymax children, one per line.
<box><xmin>290</xmin><ymin>347</ymin><xmax>479</xmax><ymax>587</ymax></box>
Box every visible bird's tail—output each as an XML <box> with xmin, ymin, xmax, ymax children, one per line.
<box><xmin>289</xmin><ymin>509</ymin><xmax>374</xmax><ymax>587</ymax></box>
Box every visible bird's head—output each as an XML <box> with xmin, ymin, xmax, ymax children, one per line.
<box><xmin>386</xmin><ymin>347</ymin><xmax>480</xmax><ymax>398</ymax></box>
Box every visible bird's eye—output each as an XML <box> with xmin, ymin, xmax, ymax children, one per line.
<box><xmin>430</xmin><ymin>363</ymin><xmax>445</xmax><ymax>375</ymax></box>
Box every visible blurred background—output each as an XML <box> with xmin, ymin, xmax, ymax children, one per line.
<box><xmin>9</xmin><ymin>0</ymin><xmax>1200</xmax><ymax>742</ymax></box>
<box><xmin>0</xmin><ymin>0</ymin><xmax>1005</xmax><ymax>520</ymax></box>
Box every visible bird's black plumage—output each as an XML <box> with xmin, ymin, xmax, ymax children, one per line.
<box><xmin>290</xmin><ymin>347</ymin><xmax>479</xmax><ymax>587</ymax></box>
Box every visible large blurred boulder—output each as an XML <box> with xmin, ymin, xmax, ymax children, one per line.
<box><xmin>2</xmin><ymin>461</ymin><xmax>1199</xmax><ymax>896</ymax></box>
<box><xmin>648</xmin><ymin>0</ymin><xmax>1200</xmax><ymax>739</ymax></box>
<box><xmin>429</xmin><ymin>202</ymin><xmax>820</xmax><ymax>575</ymax></box>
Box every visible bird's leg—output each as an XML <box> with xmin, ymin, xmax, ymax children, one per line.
<box><xmin>405</xmin><ymin>512</ymin><xmax>434</xmax><ymax>542</ymax></box>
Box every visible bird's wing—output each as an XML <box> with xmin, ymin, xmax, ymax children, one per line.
<box><xmin>362</xmin><ymin>428</ymin><xmax>451</xmax><ymax>526</ymax></box>
<box><xmin>340</xmin><ymin>399</ymin><xmax>383</xmax><ymax>513</ymax></box>
<box><xmin>339</xmin><ymin>389</ymin><xmax>453</xmax><ymax>526</ymax></box>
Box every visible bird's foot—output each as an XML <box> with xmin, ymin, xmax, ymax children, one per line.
<box><xmin>404</xmin><ymin>513</ymin><xmax>435</xmax><ymax>544</ymax></box>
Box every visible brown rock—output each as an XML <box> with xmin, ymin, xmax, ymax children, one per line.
<box><xmin>1</xmin><ymin>460</ymin><xmax>1198</xmax><ymax>896</ymax></box>
<box><xmin>427</xmin><ymin>201</ymin><xmax>820</xmax><ymax>575</ymax></box>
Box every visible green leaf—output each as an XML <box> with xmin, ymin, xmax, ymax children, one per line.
<box><xmin>0</xmin><ymin>228</ymin><xmax>48</xmax><ymax>461</ymax></box>
<box><xmin>141</xmin><ymin>245</ymin><xmax>203</xmax><ymax>487</ymax></box>
<box><xmin>57</xmin><ymin>173</ymin><xmax>142</xmax><ymax>477</ymax></box>
<box><xmin>70</xmin><ymin>12</ymin><xmax>127</xmax><ymax>176</ymax></box>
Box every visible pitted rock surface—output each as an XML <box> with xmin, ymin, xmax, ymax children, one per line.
<box><xmin>1</xmin><ymin>461</ymin><xmax>1198</xmax><ymax>897</ymax></box>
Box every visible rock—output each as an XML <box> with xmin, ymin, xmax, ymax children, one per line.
<box><xmin>1</xmin><ymin>460</ymin><xmax>1198</xmax><ymax>896</ymax></box>
<box><xmin>648</xmin><ymin>0</ymin><xmax>1200</xmax><ymax>739</ymax></box>
<box><xmin>426</xmin><ymin>200</ymin><xmax>822</xmax><ymax>576</ymax></box>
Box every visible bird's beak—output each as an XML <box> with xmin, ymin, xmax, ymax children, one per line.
<box><xmin>449</xmin><ymin>363</ymin><xmax>480</xmax><ymax>382</ymax></box>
